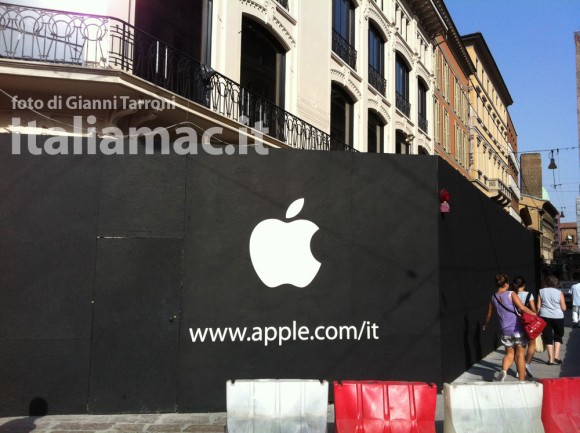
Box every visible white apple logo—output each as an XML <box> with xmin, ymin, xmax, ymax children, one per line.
<box><xmin>250</xmin><ymin>198</ymin><xmax>321</xmax><ymax>288</ymax></box>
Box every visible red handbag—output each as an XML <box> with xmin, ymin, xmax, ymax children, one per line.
<box><xmin>520</xmin><ymin>312</ymin><xmax>547</xmax><ymax>339</ymax></box>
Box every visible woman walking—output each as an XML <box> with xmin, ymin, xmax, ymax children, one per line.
<box><xmin>513</xmin><ymin>276</ymin><xmax>537</xmax><ymax>377</ymax></box>
<box><xmin>537</xmin><ymin>275</ymin><xmax>567</xmax><ymax>365</ymax></box>
<box><xmin>483</xmin><ymin>274</ymin><xmax>537</xmax><ymax>381</ymax></box>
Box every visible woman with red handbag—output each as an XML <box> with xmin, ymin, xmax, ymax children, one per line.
<box><xmin>537</xmin><ymin>275</ymin><xmax>567</xmax><ymax>366</ymax></box>
<box><xmin>482</xmin><ymin>274</ymin><xmax>537</xmax><ymax>382</ymax></box>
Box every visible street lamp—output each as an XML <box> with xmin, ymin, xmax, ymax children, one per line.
<box><xmin>548</xmin><ymin>150</ymin><xmax>558</xmax><ymax>169</ymax></box>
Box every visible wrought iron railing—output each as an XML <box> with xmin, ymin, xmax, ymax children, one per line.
<box><xmin>395</xmin><ymin>91</ymin><xmax>411</xmax><ymax>117</ymax></box>
<box><xmin>332</xmin><ymin>28</ymin><xmax>357</xmax><ymax>70</ymax></box>
<box><xmin>418</xmin><ymin>113</ymin><xmax>428</xmax><ymax>132</ymax></box>
<box><xmin>368</xmin><ymin>64</ymin><xmax>386</xmax><ymax>96</ymax></box>
<box><xmin>0</xmin><ymin>2</ymin><xmax>355</xmax><ymax>152</ymax></box>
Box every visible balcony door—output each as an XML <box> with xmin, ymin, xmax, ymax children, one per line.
<box><xmin>395</xmin><ymin>54</ymin><xmax>410</xmax><ymax>117</ymax></box>
<box><xmin>135</xmin><ymin>0</ymin><xmax>211</xmax><ymax>64</ymax></box>
<box><xmin>332</xmin><ymin>0</ymin><xmax>356</xmax><ymax>68</ymax></box>
<box><xmin>368</xmin><ymin>110</ymin><xmax>384</xmax><ymax>153</ymax></box>
<box><xmin>240</xmin><ymin>16</ymin><xmax>286</xmax><ymax>136</ymax></box>
<box><xmin>331</xmin><ymin>84</ymin><xmax>355</xmax><ymax>149</ymax></box>
<box><xmin>368</xmin><ymin>23</ymin><xmax>385</xmax><ymax>95</ymax></box>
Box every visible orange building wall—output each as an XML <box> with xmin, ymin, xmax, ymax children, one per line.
<box><xmin>433</xmin><ymin>34</ymin><xmax>470</xmax><ymax>179</ymax></box>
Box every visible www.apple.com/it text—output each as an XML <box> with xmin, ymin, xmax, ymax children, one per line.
<box><xmin>9</xmin><ymin>116</ymin><xmax>270</xmax><ymax>156</ymax></box>
<box><xmin>189</xmin><ymin>321</ymin><xmax>380</xmax><ymax>347</ymax></box>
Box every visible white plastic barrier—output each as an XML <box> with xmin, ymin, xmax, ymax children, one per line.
<box><xmin>443</xmin><ymin>382</ymin><xmax>544</xmax><ymax>433</ymax></box>
<box><xmin>226</xmin><ymin>379</ymin><xmax>329</xmax><ymax>433</ymax></box>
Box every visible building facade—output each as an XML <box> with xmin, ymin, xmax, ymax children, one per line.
<box><xmin>505</xmin><ymin>112</ymin><xmax>521</xmax><ymax>220</ymax></box>
<box><xmin>554</xmin><ymin>221</ymin><xmax>580</xmax><ymax>281</ymax></box>
<box><xmin>0</xmin><ymin>0</ymin><xmax>459</xmax><ymax>157</ymax></box>
<box><xmin>520</xmin><ymin>195</ymin><xmax>559</xmax><ymax>266</ymax></box>
<box><xmin>0</xmin><ymin>0</ymin><xmax>526</xmax><ymax>221</ymax></box>
<box><xmin>431</xmin><ymin>8</ymin><xmax>474</xmax><ymax>178</ymax></box>
<box><xmin>462</xmin><ymin>33</ymin><xmax>518</xmax><ymax>214</ymax></box>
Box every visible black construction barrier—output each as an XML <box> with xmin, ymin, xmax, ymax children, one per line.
<box><xmin>0</xmin><ymin>134</ymin><xmax>536</xmax><ymax>415</ymax></box>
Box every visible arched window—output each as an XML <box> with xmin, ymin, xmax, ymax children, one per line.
<box><xmin>331</xmin><ymin>83</ymin><xmax>355</xmax><ymax>149</ymax></box>
<box><xmin>395</xmin><ymin>130</ymin><xmax>411</xmax><ymax>154</ymax></box>
<box><xmin>240</xmin><ymin>17</ymin><xmax>285</xmax><ymax>107</ymax></box>
<box><xmin>368</xmin><ymin>22</ymin><xmax>385</xmax><ymax>95</ymax></box>
<box><xmin>395</xmin><ymin>54</ymin><xmax>410</xmax><ymax>116</ymax></box>
<box><xmin>368</xmin><ymin>110</ymin><xmax>384</xmax><ymax>153</ymax></box>
<box><xmin>240</xmin><ymin>17</ymin><xmax>286</xmax><ymax>139</ymax></box>
<box><xmin>332</xmin><ymin>0</ymin><xmax>357</xmax><ymax>68</ymax></box>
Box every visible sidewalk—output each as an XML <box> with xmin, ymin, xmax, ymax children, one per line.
<box><xmin>1</xmin><ymin>314</ymin><xmax>578</xmax><ymax>433</ymax></box>
<box><xmin>450</xmin><ymin>311</ymin><xmax>580</xmax><ymax>384</ymax></box>
<box><xmin>434</xmin><ymin>310</ymin><xmax>580</xmax><ymax>432</ymax></box>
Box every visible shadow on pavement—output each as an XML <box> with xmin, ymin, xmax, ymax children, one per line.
<box><xmin>0</xmin><ymin>397</ymin><xmax>48</xmax><ymax>433</ymax></box>
<box><xmin>561</xmin><ymin>325</ymin><xmax>580</xmax><ymax>377</ymax></box>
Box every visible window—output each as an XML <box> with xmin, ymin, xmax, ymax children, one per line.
<box><xmin>433</xmin><ymin>50</ymin><xmax>440</xmax><ymax>90</ymax></box>
<box><xmin>455</xmin><ymin>124</ymin><xmax>460</xmax><ymax>160</ymax></box>
<box><xmin>443</xmin><ymin>110</ymin><xmax>450</xmax><ymax>152</ymax></box>
<box><xmin>332</xmin><ymin>0</ymin><xmax>357</xmax><ymax>68</ymax></box>
<box><xmin>444</xmin><ymin>62</ymin><xmax>450</xmax><ymax>101</ymax></box>
<box><xmin>463</xmin><ymin>131</ymin><xmax>469</xmax><ymax>167</ymax></box>
<box><xmin>240</xmin><ymin>17</ymin><xmax>286</xmax><ymax>138</ymax></box>
<box><xmin>135</xmin><ymin>0</ymin><xmax>212</xmax><ymax>65</ymax></box>
<box><xmin>418</xmin><ymin>79</ymin><xmax>428</xmax><ymax>132</ymax></box>
<box><xmin>395</xmin><ymin>130</ymin><xmax>410</xmax><ymax>154</ymax></box>
<box><xmin>331</xmin><ymin>83</ymin><xmax>355</xmax><ymax>149</ymax></box>
<box><xmin>368</xmin><ymin>22</ymin><xmax>385</xmax><ymax>95</ymax></box>
<box><xmin>240</xmin><ymin>17</ymin><xmax>285</xmax><ymax>106</ymax></box>
<box><xmin>368</xmin><ymin>110</ymin><xmax>384</xmax><ymax>153</ymax></box>
<box><xmin>454</xmin><ymin>78</ymin><xmax>460</xmax><ymax>112</ymax></box>
<box><xmin>395</xmin><ymin>54</ymin><xmax>410</xmax><ymax>116</ymax></box>
<box><xmin>434</xmin><ymin>100</ymin><xmax>440</xmax><ymax>145</ymax></box>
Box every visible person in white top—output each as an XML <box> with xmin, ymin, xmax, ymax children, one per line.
<box><xmin>513</xmin><ymin>275</ymin><xmax>536</xmax><ymax>377</ymax></box>
<box><xmin>537</xmin><ymin>275</ymin><xmax>567</xmax><ymax>365</ymax></box>
<box><xmin>571</xmin><ymin>281</ymin><xmax>580</xmax><ymax>328</ymax></box>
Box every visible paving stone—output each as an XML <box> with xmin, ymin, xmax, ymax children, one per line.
<box><xmin>207</xmin><ymin>414</ymin><xmax>226</xmax><ymax>425</ymax></box>
<box><xmin>107</xmin><ymin>415</ymin><xmax>160</xmax><ymax>423</ymax></box>
<box><xmin>157</xmin><ymin>414</ymin><xmax>210</xmax><ymax>424</ymax></box>
<box><xmin>111</xmin><ymin>423</ymin><xmax>149</xmax><ymax>431</ymax></box>
<box><xmin>53</xmin><ymin>422</ymin><xmax>115</xmax><ymax>431</ymax></box>
<box><xmin>182</xmin><ymin>426</ymin><xmax>224</xmax><ymax>433</ymax></box>
<box><xmin>146</xmin><ymin>423</ymin><xmax>183</xmax><ymax>432</ymax></box>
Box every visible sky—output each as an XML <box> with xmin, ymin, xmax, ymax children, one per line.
<box><xmin>445</xmin><ymin>0</ymin><xmax>580</xmax><ymax>223</ymax></box>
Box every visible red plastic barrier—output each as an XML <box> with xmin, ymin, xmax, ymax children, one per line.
<box><xmin>538</xmin><ymin>377</ymin><xmax>580</xmax><ymax>433</ymax></box>
<box><xmin>333</xmin><ymin>381</ymin><xmax>437</xmax><ymax>433</ymax></box>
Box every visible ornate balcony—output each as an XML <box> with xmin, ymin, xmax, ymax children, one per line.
<box><xmin>396</xmin><ymin>91</ymin><xmax>411</xmax><ymax>117</ymax></box>
<box><xmin>487</xmin><ymin>178</ymin><xmax>512</xmax><ymax>207</ymax></box>
<box><xmin>332</xmin><ymin>28</ymin><xmax>357</xmax><ymax>70</ymax></box>
<box><xmin>368</xmin><ymin>64</ymin><xmax>386</xmax><ymax>96</ymax></box>
<box><xmin>0</xmin><ymin>2</ymin><xmax>355</xmax><ymax>152</ymax></box>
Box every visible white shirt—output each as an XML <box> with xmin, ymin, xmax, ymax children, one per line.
<box><xmin>572</xmin><ymin>282</ymin><xmax>580</xmax><ymax>307</ymax></box>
